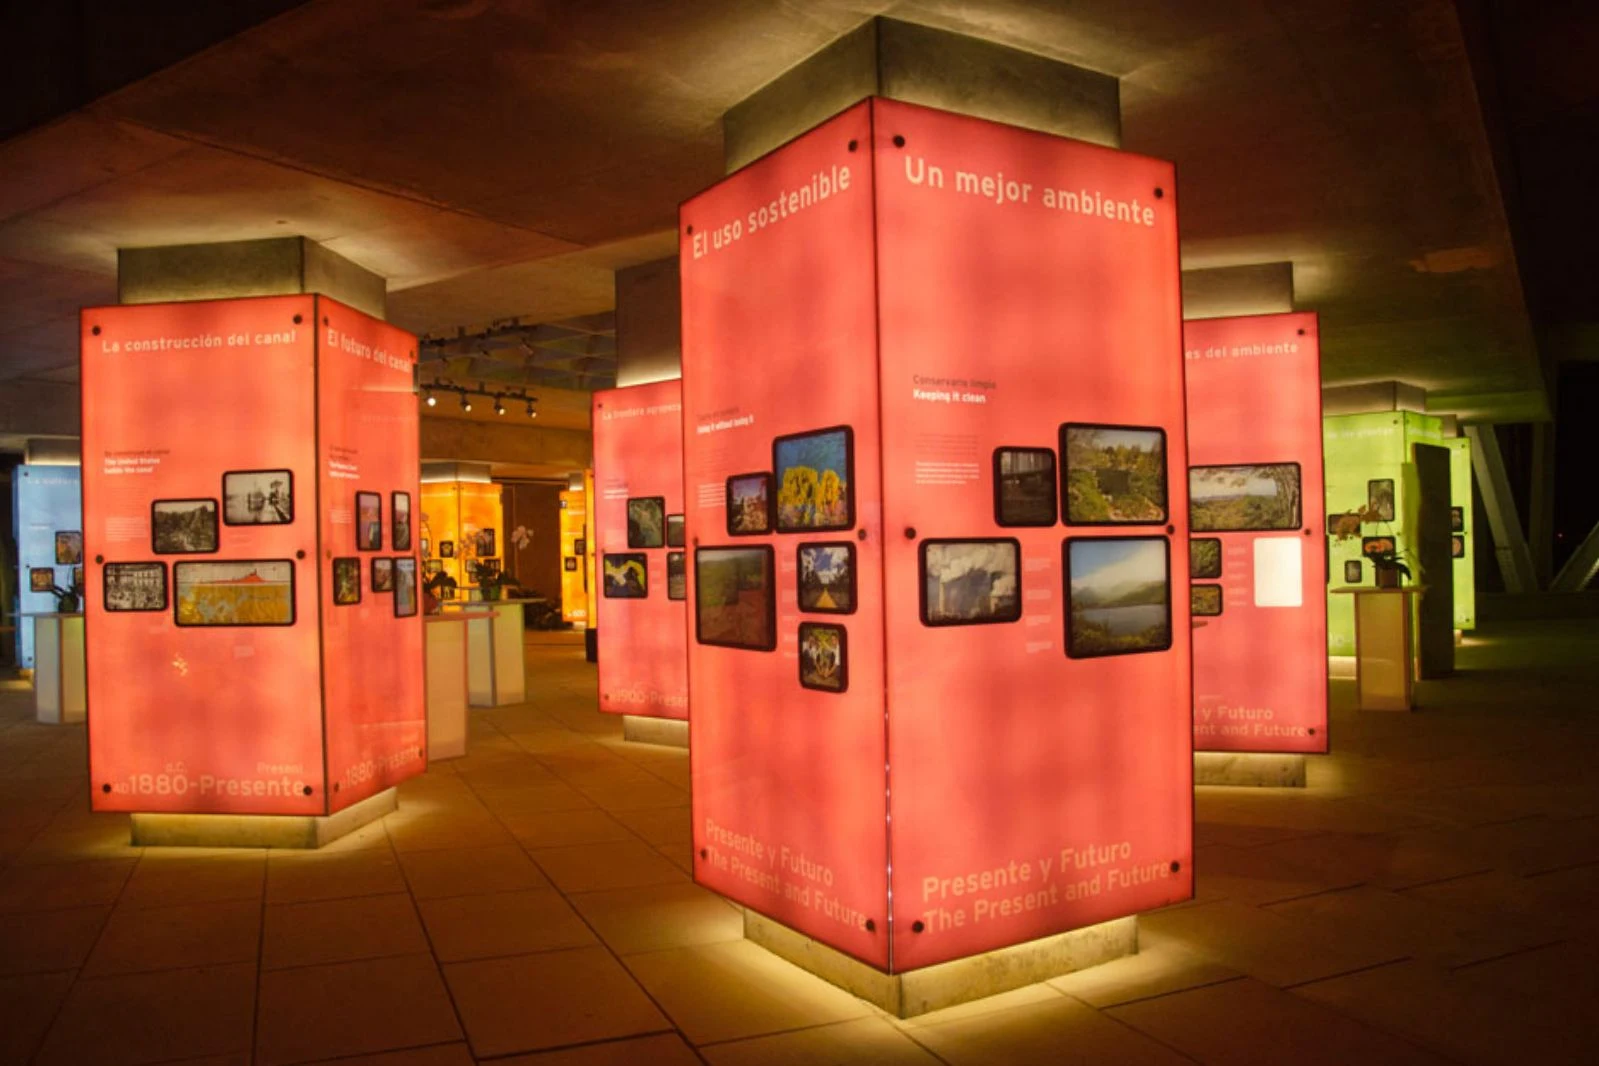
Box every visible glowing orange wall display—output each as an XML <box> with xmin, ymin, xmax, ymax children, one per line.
<box><xmin>81</xmin><ymin>295</ymin><xmax>424</xmax><ymax>815</ymax></box>
<box><xmin>420</xmin><ymin>481</ymin><xmax>503</xmax><ymax>592</ymax></box>
<box><xmin>592</xmin><ymin>381</ymin><xmax>687</xmax><ymax>719</ymax></box>
<box><xmin>559</xmin><ymin>488</ymin><xmax>588</xmax><ymax>623</ymax></box>
<box><xmin>1183</xmin><ymin>313</ymin><xmax>1327</xmax><ymax>754</ymax></box>
<box><xmin>681</xmin><ymin>99</ymin><xmax>1192</xmax><ymax>972</ymax></box>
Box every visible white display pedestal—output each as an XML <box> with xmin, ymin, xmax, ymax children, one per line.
<box><xmin>1333</xmin><ymin>586</ymin><xmax>1424</xmax><ymax>711</ymax></box>
<box><xmin>29</xmin><ymin>613</ymin><xmax>85</xmax><ymax>724</ymax></box>
<box><xmin>443</xmin><ymin>601</ymin><xmax>526</xmax><ymax>707</ymax></box>
<box><xmin>425</xmin><ymin>614</ymin><xmax>479</xmax><ymax>760</ymax></box>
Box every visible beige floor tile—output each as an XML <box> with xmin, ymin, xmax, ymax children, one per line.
<box><xmin>610</xmin><ymin>805</ymin><xmax>692</xmax><ymax>846</ymax></box>
<box><xmin>35</xmin><ymin>961</ymin><xmax>257</xmax><ymax>1066</ymax></box>
<box><xmin>569</xmin><ymin>880</ymin><xmax>743</xmax><ymax>955</ymax></box>
<box><xmin>655</xmin><ymin>840</ymin><xmax>696</xmax><ymax>875</ymax></box>
<box><xmin>266</xmin><ymin>848</ymin><xmax>408</xmax><ymax>904</ymax></box>
<box><xmin>256</xmin><ymin>953</ymin><xmax>461</xmax><ymax>1066</ymax></box>
<box><xmin>117</xmin><ymin>853</ymin><xmax>266</xmax><ymax>909</ymax></box>
<box><xmin>531</xmin><ymin>839</ymin><xmax>689</xmax><ymax>893</ymax></box>
<box><xmin>575</xmin><ymin>780</ymin><xmax>690</xmax><ymax>813</ymax></box>
<box><xmin>397</xmin><ymin>843</ymin><xmax>550</xmax><ymax>899</ymax></box>
<box><xmin>263</xmin><ymin>892</ymin><xmax>429</xmax><ymax>969</ymax></box>
<box><xmin>704</xmin><ymin>1016</ymin><xmax>943</xmax><ymax>1065</ymax></box>
<box><xmin>493</xmin><ymin>1032</ymin><xmax>702</xmax><ymax>1065</ymax></box>
<box><xmin>907</xmin><ymin>991</ymin><xmax>1195</xmax><ymax>1065</ymax></box>
<box><xmin>444</xmin><ymin>945</ymin><xmax>667</xmax><ymax>1057</ymax></box>
<box><xmin>1109</xmin><ymin>976</ymin><xmax>1454</xmax><ymax>1065</ymax></box>
<box><xmin>419</xmin><ymin>887</ymin><xmax>596</xmax><ymax>962</ymax></box>
<box><xmin>0</xmin><ymin>904</ymin><xmax>110</xmax><ymax>975</ymax></box>
<box><xmin>301</xmin><ymin>1043</ymin><xmax>476</xmax><ymax>1065</ymax></box>
<box><xmin>0</xmin><ymin>855</ymin><xmax>136</xmax><ymax>912</ymax></box>
<box><xmin>472</xmin><ymin>782</ymin><xmax>598</xmax><ymax>815</ymax></box>
<box><xmin>86</xmin><ymin>898</ymin><xmax>260</xmax><ymax>976</ymax></box>
<box><xmin>386</xmin><ymin>813</ymin><xmax>516</xmax><ymax>853</ymax></box>
<box><xmin>500</xmin><ymin>807</ymin><xmax>637</xmax><ymax>848</ymax></box>
<box><xmin>1049</xmin><ymin>926</ymin><xmax>1240</xmax><ymax>1008</ymax></box>
<box><xmin>0</xmin><ymin>970</ymin><xmax>76</xmax><ymax>1063</ymax></box>
<box><xmin>624</xmin><ymin>938</ymin><xmax>871</xmax><ymax>1044</ymax></box>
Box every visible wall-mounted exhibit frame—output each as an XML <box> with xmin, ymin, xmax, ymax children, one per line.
<box><xmin>680</xmin><ymin>99</ymin><xmax>1192</xmax><ymax>976</ymax></box>
<box><xmin>11</xmin><ymin>464</ymin><xmax>82</xmax><ymax>669</ymax></box>
<box><xmin>1183</xmin><ymin>313</ymin><xmax>1327</xmax><ymax>755</ymax></box>
<box><xmin>1446</xmin><ymin>437</ymin><xmax>1476</xmax><ymax>631</ymax></box>
<box><xmin>592</xmin><ymin>380</ymin><xmax>688</xmax><ymax>720</ymax></box>
<box><xmin>81</xmin><ymin>295</ymin><xmax>425</xmax><ymax>817</ymax></box>
<box><xmin>419</xmin><ymin>480</ymin><xmax>504</xmax><ymax>595</ymax></box>
<box><xmin>559</xmin><ymin>485</ymin><xmax>589</xmax><ymax>623</ymax></box>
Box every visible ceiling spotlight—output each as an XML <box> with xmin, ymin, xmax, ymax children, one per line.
<box><xmin>460</xmin><ymin>392</ymin><xmax>472</xmax><ymax>413</ymax></box>
<box><xmin>425</xmin><ymin>389</ymin><xmax>436</xmax><ymax>407</ymax></box>
<box><xmin>494</xmin><ymin>397</ymin><xmax>506</xmax><ymax>416</ymax></box>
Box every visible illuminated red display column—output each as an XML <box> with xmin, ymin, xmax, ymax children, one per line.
<box><xmin>81</xmin><ymin>294</ymin><xmax>424</xmax><ymax>842</ymax></box>
<box><xmin>591</xmin><ymin>380</ymin><xmax>689</xmax><ymax>738</ymax></box>
<box><xmin>1184</xmin><ymin>313</ymin><xmax>1328</xmax><ymax>787</ymax></box>
<box><xmin>681</xmin><ymin>98</ymin><xmax>1192</xmax><ymax>1007</ymax></box>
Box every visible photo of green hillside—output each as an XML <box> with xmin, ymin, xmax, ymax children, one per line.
<box><xmin>1062</xmin><ymin>426</ymin><xmax>1166</xmax><ymax>524</ymax></box>
<box><xmin>1066</xmin><ymin>537</ymin><xmax>1171</xmax><ymax>657</ymax></box>
<box><xmin>1190</xmin><ymin>463</ymin><xmax>1301</xmax><ymax>532</ymax></box>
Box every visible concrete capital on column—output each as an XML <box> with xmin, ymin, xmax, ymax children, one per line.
<box><xmin>117</xmin><ymin>236</ymin><xmax>386</xmax><ymax>319</ymax></box>
<box><xmin>1181</xmin><ymin>263</ymin><xmax>1296</xmax><ymax>320</ymax></box>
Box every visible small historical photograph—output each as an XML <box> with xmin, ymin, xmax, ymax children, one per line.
<box><xmin>1065</xmin><ymin>537</ymin><xmax>1172</xmax><ymax>658</ymax></box>
<box><xmin>55</xmin><ymin>530</ymin><xmax>83</xmax><ymax>565</ymax></box>
<box><xmin>152</xmin><ymin>499</ymin><xmax>219</xmax><ymax>554</ymax></box>
<box><xmin>667</xmin><ymin>551</ymin><xmax>686</xmax><ymax>600</ymax></box>
<box><xmin>726</xmin><ymin>473</ymin><xmax>772</xmax><ymax>535</ymax></box>
<box><xmin>425</xmin><ymin>559</ymin><xmax>444</xmax><ymax>575</ymax></box>
<box><xmin>333</xmin><ymin>558</ymin><xmax>362</xmax><ymax>605</ymax></box>
<box><xmin>920</xmin><ymin>539</ymin><xmax>1021</xmax><ymax>626</ymax></box>
<box><xmin>564</xmin><ymin>557</ymin><xmax>579</xmax><ymax>572</ymax></box>
<box><xmin>1368</xmin><ymin>478</ymin><xmax>1396</xmax><ymax>522</ymax></box>
<box><xmin>603</xmin><ymin>553</ymin><xmax>648</xmax><ymax>598</ymax></box>
<box><xmin>372</xmin><ymin>557</ymin><xmax>395</xmax><ymax>592</ymax></box>
<box><xmin>223</xmin><ymin>470</ymin><xmax>293</xmax><ymax>525</ymax></box>
<box><xmin>29</xmin><ymin>567</ymin><xmax>55</xmax><ymax>593</ymax></box>
<box><xmin>1345</xmin><ymin>559</ymin><xmax>1364</xmax><ymax>583</ymax></box>
<box><xmin>1190</xmin><ymin>464</ymin><xmax>1302</xmax><ymax>532</ymax></box>
<box><xmin>627</xmin><ymin>497</ymin><xmax>666</xmax><ymax>548</ymax></box>
<box><xmin>798</xmin><ymin>542</ymin><xmax>855</xmax><ymax>613</ymax></box>
<box><xmin>1190</xmin><ymin>538</ymin><xmax>1222</xmax><ymax>580</ymax></box>
<box><xmin>174</xmin><ymin>560</ymin><xmax>294</xmax><ymax>626</ymax></box>
<box><xmin>475</xmin><ymin>528</ymin><xmax>496</xmax><ymax>558</ymax></box>
<box><xmin>775</xmin><ymin>427</ymin><xmax>853</xmax><ymax>532</ymax></box>
<box><xmin>1191</xmin><ymin>584</ymin><xmax>1223</xmax><ymax>617</ymax></box>
<box><xmin>666</xmin><ymin>513</ymin><xmax>685</xmax><ymax>548</ymax></box>
<box><xmin>440</xmin><ymin>540</ymin><xmax>455</xmax><ymax>558</ymax></box>
<box><xmin>994</xmin><ymin>448</ymin><xmax>1057</xmax><ymax>526</ymax></box>
<box><xmin>1362</xmin><ymin>536</ymin><xmax>1396</xmax><ymax>557</ymax></box>
<box><xmin>72</xmin><ymin>565</ymin><xmax>83</xmax><ymax>589</ymax></box>
<box><xmin>1452</xmin><ymin>534</ymin><xmax>1466</xmax><ymax>559</ymax></box>
<box><xmin>1061</xmin><ymin>424</ymin><xmax>1167</xmax><ymax>524</ymax></box>
<box><xmin>356</xmin><ymin>492</ymin><xmax>382</xmax><ymax>551</ymax></box>
<box><xmin>799</xmin><ymin>622</ymin><xmax>848</xmax><ymax>693</ymax></box>
<box><xmin>394</xmin><ymin>558</ymin><xmax>418</xmax><ymax>617</ymax></box>
<box><xmin>1450</xmin><ymin>506</ymin><xmax>1465</xmax><ymax>532</ymax></box>
<box><xmin>695</xmin><ymin>546</ymin><xmax>775</xmax><ymax>650</ymax></box>
<box><xmin>104</xmin><ymin>562</ymin><xmax>167</xmax><ymax>612</ymax></box>
<box><xmin>392</xmin><ymin>492</ymin><xmax>412</xmax><ymax>551</ymax></box>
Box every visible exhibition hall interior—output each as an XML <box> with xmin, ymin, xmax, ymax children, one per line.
<box><xmin>3</xmin><ymin>1</ymin><xmax>1599</xmax><ymax>1064</ymax></box>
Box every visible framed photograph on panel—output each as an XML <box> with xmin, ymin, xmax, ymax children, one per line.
<box><xmin>333</xmin><ymin>558</ymin><xmax>362</xmax><ymax>605</ymax></box>
<box><xmin>666</xmin><ymin>514</ymin><xmax>685</xmax><ymax>548</ymax></box>
<box><xmin>1361</xmin><ymin>536</ymin><xmax>1396</xmax><ymax>557</ymax></box>
<box><xmin>603</xmin><ymin>553</ymin><xmax>648</xmax><ymax>598</ymax></box>
<box><xmin>1060</xmin><ymin>424</ymin><xmax>1167</xmax><ymax>525</ymax></box>
<box><xmin>1064</xmin><ymin>536</ymin><xmax>1172</xmax><ymax>659</ymax></box>
<box><xmin>993</xmin><ymin>447</ymin><xmax>1057</xmax><ymax>527</ymax></box>
<box><xmin>1367</xmin><ymin>478</ymin><xmax>1396</xmax><ymax>522</ymax></box>
<box><xmin>1190</xmin><ymin>463</ymin><xmax>1302</xmax><ymax>532</ymax></box>
<box><xmin>1191</xmin><ymin>584</ymin><xmax>1223</xmax><ymax>617</ymax></box>
<box><xmin>174</xmin><ymin>560</ymin><xmax>294</xmax><ymax>626</ymax></box>
<box><xmin>564</xmin><ymin>557</ymin><xmax>579</xmax><ymax>573</ymax></box>
<box><xmin>627</xmin><ymin>497</ymin><xmax>666</xmax><ymax>548</ymax></box>
<box><xmin>356</xmin><ymin>492</ymin><xmax>382</xmax><ymax>551</ymax></box>
<box><xmin>55</xmin><ymin>531</ymin><xmax>84</xmax><ymax>565</ymax></box>
<box><xmin>797</xmin><ymin>542</ymin><xmax>856</xmax><ymax>614</ymax></box>
<box><xmin>1190</xmin><ymin>538</ymin><xmax>1222</xmax><ymax>580</ymax></box>
<box><xmin>695</xmin><ymin>546</ymin><xmax>776</xmax><ymax>650</ymax></box>
<box><xmin>799</xmin><ymin>622</ymin><xmax>848</xmax><ymax>693</ymax></box>
<box><xmin>440</xmin><ymin>540</ymin><xmax>455</xmax><ymax>558</ymax></box>
<box><xmin>394</xmin><ymin>558</ymin><xmax>418</xmax><ymax>617</ymax></box>
<box><xmin>104</xmin><ymin>562</ymin><xmax>167</xmax><ymax>612</ymax></box>
<box><xmin>1450</xmin><ymin>506</ymin><xmax>1465</xmax><ymax>532</ymax></box>
<box><xmin>372</xmin><ymin>557</ymin><xmax>395</xmax><ymax>592</ymax></box>
<box><xmin>222</xmin><ymin>469</ymin><xmax>293</xmax><ymax>525</ymax></box>
<box><xmin>667</xmin><ymin>551</ymin><xmax>686</xmax><ymax>600</ymax></box>
<box><xmin>774</xmin><ymin>426</ymin><xmax>854</xmax><ymax>532</ymax></box>
<box><xmin>475</xmin><ymin>528</ymin><xmax>496</xmax><ymax>558</ymax></box>
<box><xmin>919</xmin><ymin>539</ymin><xmax>1021</xmax><ymax>627</ymax></box>
<box><xmin>1344</xmin><ymin>560</ymin><xmax>1364</xmax><ymax>583</ymax></box>
<box><xmin>726</xmin><ymin>473</ymin><xmax>772</xmax><ymax>536</ymax></box>
<box><xmin>1451</xmin><ymin>534</ymin><xmax>1466</xmax><ymax>559</ymax></box>
<box><xmin>152</xmin><ymin>499</ymin><xmax>219</xmax><ymax>554</ymax></box>
<box><xmin>392</xmin><ymin>492</ymin><xmax>412</xmax><ymax>551</ymax></box>
<box><xmin>29</xmin><ymin>567</ymin><xmax>55</xmax><ymax>593</ymax></box>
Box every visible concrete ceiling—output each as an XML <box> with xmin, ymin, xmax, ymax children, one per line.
<box><xmin>0</xmin><ymin>0</ymin><xmax>1544</xmax><ymax>418</ymax></box>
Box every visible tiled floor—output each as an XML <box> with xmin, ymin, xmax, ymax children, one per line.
<box><xmin>2</xmin><ymin>619</ymin><xmax>1597</xmax><ymax>1064</ymax></box>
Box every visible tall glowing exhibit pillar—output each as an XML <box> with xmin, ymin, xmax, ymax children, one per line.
<box><xmin>83</xmin><ymin>238</ymin><xmax>423</xmax><ymax>848</ymax></box>
<box><xmin>12</xmin><ymin>464</ymin><xmax>82</xmax><ymax>671</ymax></box>
<box><xmin>1446</xmin><ymin>436</ymin><xmax>1477</xmax><ymax>631</ymax></box>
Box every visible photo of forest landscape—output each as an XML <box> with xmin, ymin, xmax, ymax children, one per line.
<box><xmin>799</xmin><ymin>622</ymin><xmax>846</xmax><ymax>692</ymax></box>
<box><xmin>1067</xmin><ymin>538</ymin><xmax>1170</xmax><ymax>657</ymax></box>
<box><xmin>603</xmin><ymin>554</ymin><xmax>647</xmax><ymax>598</ymax></box>
<box><xmin>1190</xmin><ymin>464</ymin><xmax>1301</xmax><ymax>532</ymax></box>
<box><xmin>798</xmin><ymin>544</ymin><xmax>853</xmax><ymax>612</ymax></box>
<box><xmin>153</xmin><ymin>500</ymin><xmax>218</xmax><ymax>553</ymax></box>
<box><xmin>1191</xmin><ymin>585</ymin><xmax>1222</xmax><ymax>617</ymax></box>
<box><xmin>775</xmin><ymin>428</ymin><xmax>851</xmax><ymax>531</ymax></box>
<box><xmin>727</xmin><ymin>475</ymin><xmax>770</xmax><ymax>534</ymax></box>
<box><xmin>995</xmin><ymin>448</ymin><xmax>1056</xmax><ymax>525</ymax></box>
<box><xmin>627</xmin><ymin>498</ymin><xmax>665</xmax><ymax>548</ymax></box>
<box><xmin>175</xmin><ymin>561</ymin><xmax>293</xmax><ymax>626</ymax></box>
<box><xmin>1190</xmin><ymin>538</ymin><xmax>1222</xmax><ymax>579</ymax></box>
<box><xmin>922</xmin><ymin>541</ymin><xmax>1019</xmax><ymax>625</ymax></box>
<box><xmin>333</xmin><ymin>558</ymin><xmax>361</xmax><ymax>605</ymax></box>
<box><xmin>696</xmin><ymin>547</ymin><xmax>775</xmax><ymax>649</ymax></box>
<box><xmin>1062</xmin><ymin>426</ymin><xmax>1166</xmax><ymax>523</ymax></box>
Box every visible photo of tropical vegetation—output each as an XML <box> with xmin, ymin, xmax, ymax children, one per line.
<box><xmin>394</xmin><ymin>558</ymin><xmax>418</xmax><ymax>617</ymax></box>
<box><xmin>799</xmin><ymin>622</ymin><xmax>847</xmax><ymax>692</ymax></box>
<box><xmin>695</xmin><ymin>547</ymin><xmax>775</xmax><ymax>649</ymax></box>
<box><xmin>356</xmin><ymin>492</ymin><xmax>382</xmax><ymax>551</ymax></box>
<box><xmin>175</xmin><ymin>561</ymin><xmax>294</xmax><ymax>626</ymax></box>
<box><xmin>994</xmin><ymin>448</ymin><xmax>1056</xmax><ymax>526</ymax></box>
<box><xmin>726</xmin><ymin>474</ymin><xmax>771</xmax><ymax>535</ymax></box>
<box><xmin>333</xmin><ymin>558</ymin><xmax>362</xmax><ymax>605</ymax></box>
<box><xmin>1066</xmin><ymin>537</ymin><xmax>1171</xmax><ymax>658</ymax></box>
<box><xmin>627</xmin><ymin>497</ymin><xmax>665</xmax><ymax>548</ymax></box>
<box><xmin>1061</xmin><ymin>425</ymin><xmax>1166</xmax><ymax>524</ymax></box>
<box><xmin>667</xmin><ymin>551</ymin><xmax>686</xmax><ymax>600</ymax></box>
<box><xmin>1368</xmin><ymin>478</ymin><xmax>1396</xmax><ymax>522</ymax></box>
<box><xmin>1191</xmin><ymin>584</ymin><xmax>1222</xmax><ymax>617</ymax></box>
<box><xmin>1190</xmin><ymin>538</ymin><xmax>1222</xmax><ymax>579</ymax></box>
<box><xmin>603</xmin><ymin>553</ymin><xmax>648</xmax><ymax>598</ymax></box>
<box><xmin>152</xmin><ymin>499</ymin><xmax>218</xmax><ymax>554</ymax></box>
<box><xmin>55</xmin><ymin>530</ymin><xmax>83</xmax><ymax>565</ymax></box>
<box><xmin>775</xmin><ymin>427</ymin><xmax>852</xmax><ymax>532</ymax></box>
<box><xmin>798</xmin><ymin>543</ymin><xmax>854</xmax><ymax>613</ymax></box>
<box><xmin>666</xmin><ymin>514</ymin><xmax>685</xmax><ymax>548</ymax></box>
<box><xmin>921</xmin><ymin>540</ymin><xmax>1020</xmax><ymax>626</ymax></box>
<box><xmin>1189</xmin><ymin>463</ymin><xmax>1301</xmax><ymax>532</ymax></box>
